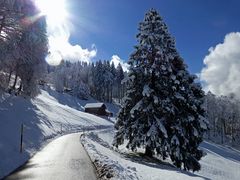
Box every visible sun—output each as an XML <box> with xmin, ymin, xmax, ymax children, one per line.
<box><xmin>35</xmin><ymin>0</ymin><xmax>68</xmax><ymax>24</ymax></box>
<box><xmin>35</xmin><ymin>0</ymin><xmax>69</xmax><ymax>66</ymax></box>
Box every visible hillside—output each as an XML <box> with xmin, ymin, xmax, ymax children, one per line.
<box><xmin>1</xmin><ymin>88</ymin><xmax>240</xmax><ymax>179</ymax></box>
<box><xmin>0</xmin><ymin>87</ymin><xmax>114</xmax><ymax>178</ymax></box>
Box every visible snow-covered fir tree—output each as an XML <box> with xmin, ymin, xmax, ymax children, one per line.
<box><xmin>0</xmin><ymin>0</ymin><xmax>23</xmax><ymax>89</ymax></box>
<box><xmin>94</xmin><ymin>60</ymin><xmax>105</xmax><ymax>101</ymax></box>
<box><xmin>16</xmin><ymin>0</ymin><xmax>48</xmax><ymax>97</ymax></box>
<box><xmin>103</xmin><ymin>60</ymin><xmax>113</xmax><ymax>102</ymax></box>
<box><xmin>113</xmin><ymin>9</ymin><xmax>208</xmax><ymax>171</ymax></box>
<box><xmin>0</xmin><ymin>0</ymin><xmax>48</xmax><ymax>96</ymax></box>
<box><xmin>110</xmin><ymin>62</ymin><xmax>117</xmax><ymax>102</ymax></box>
<box><xmin>116</xmin><ymin>63</ymin><xmax>124</xmax><ymax>102</ymax></box>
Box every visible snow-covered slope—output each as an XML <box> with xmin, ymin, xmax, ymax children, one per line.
<box><xmin>1</xmin><ymin>87</ymin><xmax>240</xmax><ymax>180</ymax></box>
<box><xmin>82</xmin><ymin>129</ymin><xmax>240</xmax><ymax>180</ymax></box>
<box><xmin>0</xmin><ymin>88</ymin><xmax>114</xmax><ymax>178</ymax></box>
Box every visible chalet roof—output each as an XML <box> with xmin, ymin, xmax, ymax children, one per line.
<box><xmin>84</xmin><ymin>103</ymin><xmax>105</xmax><ymax>109</ymax></box>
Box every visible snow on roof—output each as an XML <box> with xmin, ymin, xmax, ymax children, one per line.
<box><xmin>84</xmin><ymin>103</ymin><xmax>105</xmax><ymax>109</ymax></box>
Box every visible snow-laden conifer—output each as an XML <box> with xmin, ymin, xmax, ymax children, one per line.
<box><xmin>113</xmin><ymin>9</ymin><xmax>208</xmax><ymax>171</ymax></box>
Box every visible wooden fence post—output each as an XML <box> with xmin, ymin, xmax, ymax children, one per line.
<box><xmin>20</xmin><ymin>123</ymin><xmax>24</xmax><ymax>153</ymax></box>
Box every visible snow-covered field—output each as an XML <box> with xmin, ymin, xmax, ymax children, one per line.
<box><xmin>1</xmin><ymin>87</ymin><xmax>240</xmax><ymax>180</ymax></box>
<box><xmin>82</xmin><ymin>128</ymin><xmax>240</xmax><ymax>180</ymax></box>
<box><xmin>0</xmin><ymin>87</ymin><xmax>115</xmax><ymax>178</ymax></box>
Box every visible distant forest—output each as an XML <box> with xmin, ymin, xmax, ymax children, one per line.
<box><xmin>46</xmin><ymin>60</ymin><xmax>126</xmax><ymax>102</ymax></box>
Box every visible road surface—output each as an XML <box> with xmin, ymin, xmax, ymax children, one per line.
<box><xmin>6</xmin><ymin>133</ymin><xmax>97</xmax><ymax>180</ymax></box>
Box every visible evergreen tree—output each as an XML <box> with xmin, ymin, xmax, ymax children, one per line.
<box><xmin>116</xmin><ymin>63</ymin><xmax>124</xmax><ymax>102</ymax></box>
<box><xmin>95</xmin><ymin>60</ymin><xmax>105</xmax><ymax>100</ymax></box>
<box><xmin>0</xmin><ymin>0</ymin><xmax>48</xmax><ymax>96</ymax></box>
<box><xmin>167</xmin><ymin>56</ymin><xmax>207</xmax><ymax>171</ymax></box>
<box><xmin>0</xmin><ymin>0</ymin><xmax>23</xmax><ymax>89</ymax></box>
<box><xmin>88</xmin><ymin>62</ymin><xmax>96</xmax><ymax>96</ymax></box>
<box><xmin>110</xmin><ymin>62</ymin><xmax>117</xmax><ymax>102</ymax></box>
<box><xmin>54</xmin><ymin>60</ymin><xmax>65</xmax><ymax>92</ymax></box>
<box><xmin>113</xmin><ymin>9</ymin><xmax>208</xmax><ymax>171</ymax></box>
<box><xmin>104</xmin><ymin>60</ymin><xmax>113</xmax><ymax>102</ymax></box>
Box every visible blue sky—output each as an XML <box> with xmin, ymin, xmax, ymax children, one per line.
<box><xmin>67</xmin><ymin>0</ymin><xmax>240</xmax><ymax>74</ymax></box>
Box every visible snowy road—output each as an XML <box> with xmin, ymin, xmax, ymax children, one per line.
<box><xmin>6</xmin><ymin>133</ymin><xmax>97</xmax><ymax>180</ymax></box>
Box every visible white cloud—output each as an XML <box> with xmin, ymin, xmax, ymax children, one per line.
<box><xmin>110</xmin><ymin>55</ymin><xmax>129</xmax><ymax>72</ymax></box>
<box><xmin>45</xmin><ymin>19</ymin><xmax>97</xmax><ymax>65</ymax></box>
<box><xmin>200</xmin><ymin>32</ymin><xmax>240</xmax><ymax>98</ymax></box>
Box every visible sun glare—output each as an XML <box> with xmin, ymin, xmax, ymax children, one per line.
<box><xmin>35</xmin><ymin>0</ymin><xmax>67</xmax><ymax>24</ymax></box>
<box><xmin>35</xmin><ymin>0</ymin><xmax>70</xmax><ymax>66</ymax></box>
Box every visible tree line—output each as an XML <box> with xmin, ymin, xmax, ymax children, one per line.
<box><xmin>47</xmin><ymin>60</ymin><xmax>126</xmax><ymax>102</ymax></box>
<box><xmin>205</xmin><ymin>92</ymin><xmax>240</xmax><ymax>146</ymax></box>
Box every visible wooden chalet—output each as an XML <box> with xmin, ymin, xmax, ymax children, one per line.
<box><xmin>84</xmin><ymin>103</ymin><xmax>112</xmax><ymax>116</ymax></box>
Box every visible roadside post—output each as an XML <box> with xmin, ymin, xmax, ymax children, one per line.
<box><xmin>20</xmin><ymin>123</ymin><xmax>24</xmax><ymax>153</ymax></box>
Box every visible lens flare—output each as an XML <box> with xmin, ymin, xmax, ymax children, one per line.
<box><xmin>45</xmin><ymin>51</ymin><xmax>63</xmax><ymax>66</ymax></box>
<box><xmin>35</xmin><ymin>0</ymin><xmax>67</xmax><ymax>24</ymax></box>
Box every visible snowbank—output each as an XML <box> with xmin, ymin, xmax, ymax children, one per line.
<box><xmin>81</xmin><ymin>129</ymin><xmax>240</xmax><ymax>180</ymax></box>
<box><xmin>81</xmin><ymin>131</ymin><xmax>139</xmax><ymax>180</ymax></box>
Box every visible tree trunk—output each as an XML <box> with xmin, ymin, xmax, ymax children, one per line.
<box><xmin>12</xmin><ymin>73</ymin><xmax>18</xmax><ymax>89</ymax></box>
<box><xmin>231</xmin><ymin>115</ymin><xmax>235</xmax><ymax>145</ymax></box>
<box><xmin>121</xmin><ymin>85</ymin><xmax>123</xmax><ymax>101</ymax></box>
<box><xmin>8</xmin><ymin>70</ymin><xmax>12</xmax><ymax>85</ymax></box>
<box><xmin>213</xmin><ymin>117</ymin><xmax>217</xmax><ymax>137</ymax></box>
<box><xmin>145</xmin><ymin>146</ymin><xmax>153</xmax><ymax>157</ymax></box>
<box><xmin>208</xmin><ymin>128</ymin><xmax>211</xmax><ymax>140</ymax></box>
<box><xmin>18</xmin><ymin>81</ymin><xmax>22</xmax><ymax>93</ymax></box>
<box><xmin>221</xmin><ymin>119</ymin><xmax>224</xmax><ymax>144</ymax></box>
<box><xmin>223</xmin><ymin>120</ymin><xmax>226</xmax><ymax>136</ymax></box>
<box><xmin>110</xmin><ymin>85</ymin><xmax>113</xmax><ymax>103</ymax></box>
<box><xmin>118</xmin><ymin>84</ymin><xmax>120</xmax><ymax>103</ymax></box>
<box><xmin>107</xmin><ymin>85</ymin><xmax>110</xmax><ymax>102</ymax></box>
<box><xmin>0</xmin><ymin>15</ymin><xmax>5</xmax><ymax>34</ymax></box>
